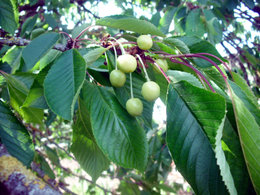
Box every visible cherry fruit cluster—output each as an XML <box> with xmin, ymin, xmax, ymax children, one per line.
<box><xmin>109</xmin><ymin>35</ymin><xmax>168</xmax><ymax>117</ymax></box>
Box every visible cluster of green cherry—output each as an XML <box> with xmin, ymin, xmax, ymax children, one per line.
<box><xmin>108</xmin><ymin>35</ymin><xmax>168</xmax><ymax>117</ymax></box>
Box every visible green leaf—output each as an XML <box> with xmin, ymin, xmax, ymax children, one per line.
<box><xmin>150</xmin><ymin>12</ymin><xmax>161</xmax><ymax>27</ymax></box>
<box><xmin>37</xmin><ymin>49</ymin><xmax>61</xmax><ymax>71</ymax></box>
<box><xmin>166</xmin><ymin>82</ymin><xmax>228</xmax><ymax>195</ymax></box>
<box><xmin>71</xmin><ymin>98</ymin><xmax>109</xmax><ymax>182</ymax></box>
<box><xmin>229</xmin><ymin>81</ymin><xmax>260</xmax><ymax>126</ymax></box>
<box><xmin>203</xmin><ymin>10</ymin><xmax>222</xmax><ymax>44</ymax></box>
<box><xmin>81</xmin><ymin>81</ymin><xmax>148</xmax><ymax>171</ymax></box>
<box><xmin>0</xmin><ymin>0</ymin><xmax>18</xmax><ymax>34</ymax></box>
<box><xmin>23</xmin><ymin>87</ymin><xmax>48</xmax><ymax>109</ymax></box>
<box><xmin>230</xmin><ymin>87</ymin><xmax>260</xmax><ymax>194</ymax></box>
<box><xmin>0</xmin><ymin>100</ymin><xmax>34</xmax><ymax>167</ymax></box>
<box><xmin>232</xmin><ymin>72</ymin><xmax>258</xmax><ymax>106</ymax></box>
<box><xmin>114</xmin><ymin>72</ymin><xmax>154</xmax><ymax>127</ymax></box>
<box><xmin>44</xmin><ymin>49</ymin><xmax>86</xmax><ymax>120</ymax></box>
<box><xmin>83</xmin><ymin>47</ymin><xmax>108</xmax><ymax>66</ymax></box>
<box><xmin>71</xmin><ymin>134</ymin><xmax>110</xmax><ymax>182</ymax></box>
<box><xmin>20</xmin><ymin>14</ymin><xmax>38</xmax><ymax>37</ymax></box>
<box><xmin>159</xmin><ymin>7</ymin><xmax>177</xmax><ymax>34</ymax></box>
<box><xmin>185</xmin><ymin>9</ymin><xmax>205</xmax><ymax>37</ymax></box>
<box><xmin>118</xmin><ymin>180</ymin><xmax>140</xmax><ymax>195</ymax></box>
<box><xmin>22</xmin><ymin>33</ymin><xmax>60</xmax><ymax>71</ymax></box>
<box><xmin>96</xmin><ymin>15</ymin><xmax>165</xmax><ymax>37</ymax></box>
<box><xmin>71</xmin><ymin>23</ymin><xmax>90</xmax><ymax>38</ymax></box>
<box><xmin>167</xmin><ymin>70</ymin><xmax>203</xmax><ymax>88</ymax></box>
<box><xmin>45</xmin><ymin>146</ymin><xmax>60</xmax><ymax>167</ymax></box>
<box><xmin>3</xmin><ymin>72</ymin><xmax>44</xmax><ymax>124</ymax></box>
<box><xmin>203</xmin><ymin>66</ymin><xmax>227</xmax><ymax>90</ymax></box>
<box><xmin>222</xmin><ymin>119</ymin><xmax>251</xmax><ymax>195</ymax></box>
<box><xmin>163</xmin><ymin>38</ymin><xmax>190</xmax><ymax>54</ymax></box>
<box><xmin>155</xmin><ymin>42</ymin><xmax>177</xmax><ymax>55</ymax></box>
<box><xmin>190</xmin><ymin>41</ymin><xmax>224</xmax><ymax>67</ymax></box>
<box><xmin>2</xmin><ymin>46</ymin><xmax>23</xmax><ymax>73</ymax></box>
<box><xmin>170</xmin><ymin>81</ymin><xmax>237</xmax><ymax>194</ymax></box>
<box><xmin>34</xmin><ymin>153</ymin><xmax>55</xmax><ymax>179</ymax></box>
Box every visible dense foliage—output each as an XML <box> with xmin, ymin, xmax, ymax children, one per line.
<box><xmin>0</xmin><ymin>0</ymin><xmax>259</xmax><ymax>194</ymax></box>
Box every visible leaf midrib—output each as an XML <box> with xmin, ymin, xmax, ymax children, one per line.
<box><xmin>96</xmin><ymin>86</ymin><xmax>138</xmax><ymax>165</ymax></box>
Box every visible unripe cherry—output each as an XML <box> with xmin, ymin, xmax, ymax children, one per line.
<box><xmin>137</xmin><ymin>35</ymin><xmax>153</xmax><ymax>50</ymax></box>
<box><xmin>154</xmin><ymin>59</ymin><xmax>168</xmax><ymax>73</ymax></box>
<box><xmin>109</xmin><ymin>69</ymin><xmax>126</xmax><ymax>87</ymax></box>
<box><xmin>141</xmin><ymin>81</ymin><xmax>160</xmax><ymax>101</ymax></box>
<box><xmin>117</xmin><ymin>54</ymin><xmax>137</xmax><ymax>73</ymax></box>
<box><xmin>126</xmin><ymin>98</ymin><xmax>143</xmax><ymax>116</ymax></box>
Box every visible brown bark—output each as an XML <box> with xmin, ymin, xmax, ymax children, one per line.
<box><xmin>0</xmin><ymin>144</ymin><xmax>62</xmax><ymax>195</ymax></box>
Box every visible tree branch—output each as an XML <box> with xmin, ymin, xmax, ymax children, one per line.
<box><xmin>0</xmin><ymin>144</ymin><xmax>62</xmax><ymax>195</ymax></box>
<box><xmin>0</xmin><ymin>37</ymin><xmax>68</xmax><ymax>52</ymax></box>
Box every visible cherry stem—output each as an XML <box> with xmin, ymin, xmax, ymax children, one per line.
<box><xmin>104</xmin><ymin>52</ymin><xmax>109</xmax><ymax>67</ymax></box>
<box><xmin>152</xmin><ymin>61</ymin><xmax>171</xmax><ymax>84</ymax></box>
<box><xmin>136</xmin><ymin>54</ymin><xmax>150</xmax><ymax>82</ymax></box>
<box><xmin>195</xmin><ymin>53</ymin><xmax>232</xmax><ymax>73</ymax></box>
<box><xmin>75</xmin><ymin>25</ymin><xmax>99</xmax><ymax>40</ymax></box>
<box><xmin>59</xmin><ymin>32</ymin><xmax>73</xmax><ymax>41</ymax></box>
<box><xmin>108</xmin><ymin>41</ymin><xmax>118</xmax><ymax>70</ymax></box>
<box><xmin>179</xmin><ymin>57</ymin><xmax>207</xmax><ymax>88</ymax></box>
<box><xmin>130</xmin><ymin>73</ymin><xmax>134</xmax><ymax>98</ymax></box>
<box><xmin>109</xmin><ymin>37</ymin><xmax>126</xmax><ymax>55</ymax></box>
<box><xmin>189</xmin><ymin>54</ymin><xmax>227</xmax><ymax>81</ymax></box>
<box><xmin>170</xmin><ymin>58</ymin><xmax>216</xmax><ymax>93</ymax></box>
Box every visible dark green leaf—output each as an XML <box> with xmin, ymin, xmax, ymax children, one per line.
<box><xmin>37</xmin><ymin>49</ymin><xmax>61</xmax><ymax>71</ymax></box>
<box><xmin>34</xmin><ymin>153</ymin><xmax>55</xmax><ymax>179</ymax></box>
<box><xmin>232</xmin><ymin>72</ymin><xmax>258</xmax><ymax>106</ymax></box>
<box><xmin>203</xmin><ymin>10</ymin><xmax>222</xmax><ymax>44</ymax></box>
<box><xmin>0</xmin><ymin>100</ymin><xmax>34</xmax><ymax>167</ymax></box>
<box><xmin>167</xmin><ymin>70</ymin><xmax>203</xmax><ymax>88</ymax></box>
<box><xmin>44</xmin><ymin>14</ymin><xmax>58</xmax><ymax>28</ymax></box>
<box><xmin>21</xmin><ymin>15</ymin><xmax>38</xmax><ymax>37</ymax></box>
<box><xmin>81</xmin><ymin>81</ymin><xmax>148</xmax><ymax>171</ymax></box>
<box><xmin>44</xmin><ymin>49</ymin><xmax>86</xmax><ymax>120</ymax></box>
<box><xmin>114</xmin><ymin>72</ymin><xmax>154</xmax><ymax>127</ymax></box>
<box><xmin>170</xmin><ymin>81</ymin><xmax>237</xmax><ymax>194</ymax></box>
<box><xmin>22</xmin><ymin>33</ymin><xmax>60</xmax><ymax>71</ymax></box>
<box><xmin>22</xmin><ymin>87</ymin><xmax>48</xmax><ymax>109</ymax></box>
<box><xmin>45</xmin><ymin>146</ymin><xmax>60</xmax><ymax>167</ymax></box>
<box><xmin>2</xmin><ymin>46</ymin><xmax>23</xmax><ymax>73</ymax></box>
<box><xmin>150</xmin><ymin>12</ymin><xmax>161</xmax><ymax>27</ymax></box>
<box><xmin>71</xmin><ymin>98</ymin><xmax>109</xmax><ymax>181</ymax></box>
<box><xmin>222</xmin><ymin>119</ymin><xmax>251</xmax><ymax>195</ymax></box>
<box><xmin>185</xmin><ymin>9</ymin><xmax>205</xmax><ymax>37</ymax></box>
<box><xmin>229</xmin><ymin>88</ymin><xmax>260</xmax><ymax>194</ymax></box>
<box><xmin>159</xmin><ymin>7</ymin><xmax>177</xmax><ymax>34</ymax></box>
<box><xmin>166</xmin><ymin>83</ymin><xmax>228</xmax><ymax>194</ymax></box>
<box><xmin>3</xmin><ymin>72</ymin><xmax>44</xmax><ymax>124</ymax></box>
<box><xmin>163</xmin><ymin>38</ymin><xmax>190</xmax><ymax>54</ymax></box>
<box><xmin>203</xmin><ymin>66</ymin><xmax>227</xmax><ymax>90</ymax></box>
<box><xmin>71</xmin><ymin>134</ymin><xmax>110</xmax><ymax>182</ymax></box>
<box><xmin>83</xmin><ymin>47</ymin><xmax>107</xmax><ymax>66</ymax></box>
<box><xmin>0</xmin><ymin>0</ymin><xmax>18</xmax><ymax>34</ymax></box>
<box><xmin>229</xmin><ymin>81</ymin><xmax>260</xmax><ymax>126</ymax></box>
<box><xmin>96</xmin><ymin>15</ymin><xmax>165</xmax><ymax>37</ymax></box>
<box><xmin>118</xmin><ymin>180</ymin><xmax>140</xmax><ymax>195</ymax></box>
<box><xmin>189</xmin><ymin>40</ymin><xmax>224</xmax><ymax>67</ymax></box>
<box><xmin>155</xmin><ymin>42</ymin><xmax>177</xmax><ymax>55</ymax></box>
